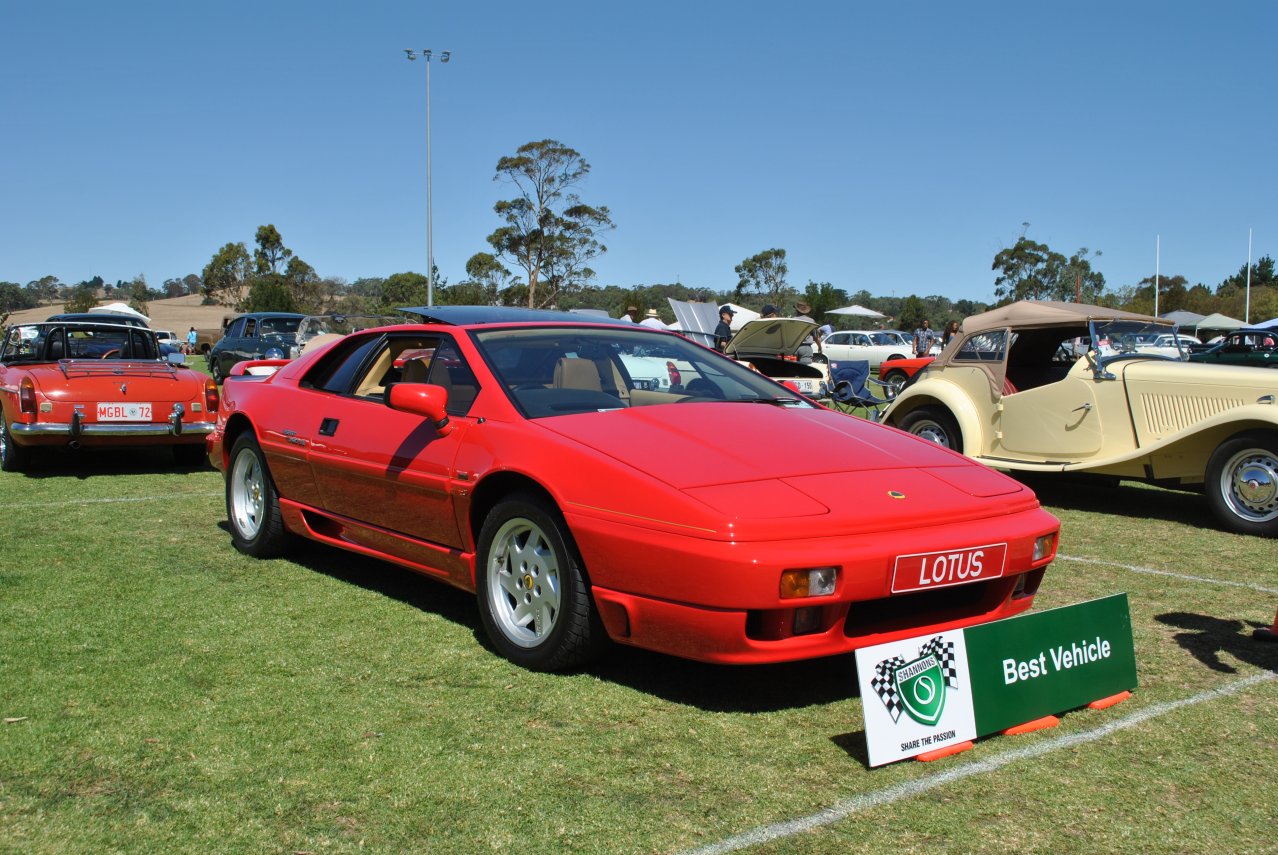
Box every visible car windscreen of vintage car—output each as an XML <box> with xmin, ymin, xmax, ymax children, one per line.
<box><xmin>1</xmin><ymin>322</ymin><xmax>161</xmax><ymax>364</ymax></box>
<box><xmin>258</xmin><ymin>317</ymin><xmax>302</xmax><ymax>337</ymax></box>
<box><xmin>471</xmin><ymin>326</ymin><xmax>815</xmax><ymax>419</ymax></box>
<box><xmin>1091</xmin><ymin>319</ymin><xmax>1181</xmax><ymax>363</ymax></box>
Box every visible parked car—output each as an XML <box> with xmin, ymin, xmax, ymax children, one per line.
<box><xmin>883</xmin><ymin>300</ymin><xmax>1278</xmax><ymax>536</ymax></box>
<box><xmin>821</xmin><ymin>330</ymin><xmax>912</xmax><ymax>370</ymax></box>
<box><xmin>46</xmin><ymin>311</ymin><xmax>182</xmax><ymax>358</ymax></box>
<box><xmin>154</xmin><ymin>329</ymin><xmax>177</xmax><ymax>345</ymax></box>
<box><xmin>726</xmin><ymin>317</ymin><xmax>831</xmax><ymax>397</ymax></box>
<box><xmin>288</xmin><ymin>313</ymin><xmax>406</xmax><ymax>359</ymax></box>
<box><xmin>206</xmin><ymin>312</ymin><xmax>304</xmax><ymax>384</ymax></box>
<box><xmin>209</xmin><ymin>306</ymin><xmax>1059</xmax><ymax>671</ymax></box>
<box><xmin>1187</xmin><ymin>328</ymin><xmax>1278</xmax><ymax>369</ymax></box>
<box><xmin>1134</xmin><ymin>332</ymin><xmax>1200</xmax><ymax>359</ymax></box>
<box><xmin>877</xmin><ymin>356</ymin><xmax>935</xmax><ymax>397</ymax></box>
<box><xmin>0</xmin><ymin>320</ymin><xmax>217</xmax><ymax>470</ymax></box>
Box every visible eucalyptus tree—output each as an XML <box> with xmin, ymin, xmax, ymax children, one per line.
<box><xmin>486</xmin><ymin>139</ymin><xmax>614</xmax><ymax>308</ymax></box>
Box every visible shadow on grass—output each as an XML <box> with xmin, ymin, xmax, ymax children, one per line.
<box><xmin>1155</xmin><ymin>611</ymin><xmax>1278</xmax><ymax>674</ymax></box>
<box><xmin>240</xmin><ymin>526</ymin><xmax>865</xmax><ymax>714</ymax></box>
<box><xmin>1012</xmin><ymin>474</ymin><xmax>1206</xmax><ymax>529</ymax></box>
<box><xmin>17</xmin><ymin>445</ymin><xmax>212</xmax><ymax>479</ymax></box>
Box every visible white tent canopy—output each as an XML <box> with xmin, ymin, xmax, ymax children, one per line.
<box><xmin>93</xmin><ymin>301</ymin><xmax>151</xmax><ymax>324</ymax></box>
<box><xmin>827</xmin><ymin>304</ymin><xmax>886</xmax><ymax>319</ymax></box>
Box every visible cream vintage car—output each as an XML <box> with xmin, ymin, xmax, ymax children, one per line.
<box><xmin>883</xmin><ymin>301</ymin><xmax>1278</xmax><ymax>536</ymax></box>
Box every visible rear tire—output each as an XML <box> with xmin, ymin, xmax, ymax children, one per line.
<box><xmin>226</xmin><ymin>433</ymin><xmax>291</xmax><ymax>557</ymax></box>
<box><xmin>1</xmin><ymin>417</ymin><xmax>29</xmax><ymax>473</ymax></box>
<box><xmin>476</xmin><ymin>493</ymin><xmax>606</xmax><ymax>671</ymax></box>
<box><xmin>899</xmin><ymin>406</ymin><xmax>963</xmax><ymax>452</ymax></box>
<box><xmin>1205</xmin><ymin>431</ymin><xmax>1278</xmax><ymax>537</ymax></box>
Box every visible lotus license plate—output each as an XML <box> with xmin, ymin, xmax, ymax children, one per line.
<box><xmin>891</xmin><ymin>543</ymin><xmax>1007</xmax><ymax>593</ymax></box>
<box><xmin>97</xmin><ymin>402</ymin><xmax>152</xmax><ymax>421</ymax></box>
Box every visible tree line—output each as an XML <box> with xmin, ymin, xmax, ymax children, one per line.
<box><xmin>5</xmin><ymin>138</ymin><xmax>1274</xmax><ymax>329</ymax></box>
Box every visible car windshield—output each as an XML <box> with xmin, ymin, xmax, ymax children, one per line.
<box><xmin>1090</xmin><ymin>319</ymin><xmax>1181</xmax><ymax>363</ymax></box>
<box><xmin>471</xmin><ymin>325</ymin><xmax>815</xmax><ymax>419</ymax></box>
<box><xmin>258</xmin><ymin>317</ymin><xmax>302</xmax><ymax>337</ymax></box>
<box><xmin>296</xmin><ymin>314</ymin><xmax>403</xmax><ymax>341</ymax></box>
<box><xmin>1</xmin><ymin>322</ymin><xmax>160</xmax><ymax>363</ymax></box>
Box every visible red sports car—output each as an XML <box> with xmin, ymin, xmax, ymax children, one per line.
<box><xmin>208</xmin><ymin>307</ymin><xmax>1059</xmax><ymax>671</ymax></box>
<box><xmin>1</xmin><ymin>320</ymin><xmax>219</xmax><ymax>470</ymax></box>
<box><xmin>876</xmin><ymin>356</ymin><xmax>934</xmax><ymax>397</ymax></box>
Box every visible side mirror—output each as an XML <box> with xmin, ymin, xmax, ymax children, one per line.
<box><xmin>386</xmin><ymin>383</ymin><xmax>454</xmax><ymax>436</ymax></box>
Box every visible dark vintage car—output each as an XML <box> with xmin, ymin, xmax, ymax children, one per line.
<box><xmin>207</xmin><ymin>312</ymin><xmax>304</xmax><ymax>384</ymax></box>
<box><xmin>1187</xmin><ymin>327</ymin><xmax>1278</xmax><ymax>368</ymax></box>
<box><xmin>209</xmin><ymin>306</ymin><xmax>1059</xmax><ymax>672</ymax></box>
<box><xmin>0</xmin><ymin>320</ymin><xmax>217</xmax><ymax>470</ymax></box>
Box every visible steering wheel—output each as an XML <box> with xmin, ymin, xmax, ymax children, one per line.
<box><xmin>100</xmin><ymin>349</ymin><xmax>120</xmax><ymax>359</ymax></box>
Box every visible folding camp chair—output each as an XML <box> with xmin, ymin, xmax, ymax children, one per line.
<box><xmin>827</xmin><ymin>360</ymin><xmax>892</xmax><ymax>420</ymax></box>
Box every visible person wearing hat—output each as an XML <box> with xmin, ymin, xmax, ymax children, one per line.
<box><xmin>792</xmin><ymin>300</ymin><xmax>819</xmax><ymax>363</ymax></box>
<box><xmin>714</xmin><ymin>305</ymin><xmax>735</xmax><ymax>352</ymax></box>
<box><xmin>623</xmin><ymin>305</ymin><xmax>640</xmax><ymax>323</ymax></box>
<box><xmin>639</xmin><ymin>308</ymin><xmax>666</xmax><ymax>329</ymax></box>
<box><xmin>760</xmin><ymin>304</ymin><xmax>779</xmax><ymax>318</ymax></box>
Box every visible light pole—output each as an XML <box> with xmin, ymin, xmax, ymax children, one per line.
<box><xmin>404</xmin><ymin>48</ymin><xmax>451</xmax><ymax>307</ymax></box>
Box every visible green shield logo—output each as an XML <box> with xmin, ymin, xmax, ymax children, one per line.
<box><xmin>894</xmin><ymin>654</ymin><xmax>947</xmax><ymax>726</ymax></box>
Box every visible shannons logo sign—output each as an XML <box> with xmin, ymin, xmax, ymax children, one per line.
<box><xmin>870</xmin><ymin>637</ymin><xmax>958</xmax><ymax>726</ymax></box>
<box><xmin>855</xmin><ymin>594</ymin><xmax>1137</xmax><ymax>767</ymax></box>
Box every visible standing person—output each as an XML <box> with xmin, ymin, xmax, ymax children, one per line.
<box><xmin>623</xmin><ymin>306</ymin><xmax>640</xmax><ymax>323</ymax></box>
<box><xmin>185</xmin><ymin>326</ymin><xmax>198</xmax><ymax>355</ymax></box>
<box><xmin>760</xmin><ymin>304</ymin><xmax>779</xmax><ymax>318</ymax></box>
<box><xmin>640</xmin><ymin>309</ymin><xmax>666</xmax><ymax>329</ymax></box>
<box><xmin>913</xmin><ymin>319</ymin><xmax>938</xmax><ymax>357</ymax></box>
<box><xmin>793</xmin><ymin>300</ymin><xmax>819</xmax><ymax>363</ymax></box>
<box><xmin>942</xmin><ymin>320</ymin><xmax>960</xmax><ymax>349</ymax></box>
<box><xmin>714</xmin><ymin>305</ymin><xmax>735</xmax><ymax>353</ymax></box>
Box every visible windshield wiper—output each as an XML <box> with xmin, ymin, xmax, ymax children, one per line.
<box><xmin>734</xmin><ymin>395</ymin><xmax>802</xmax><ymax>406</ymax></box>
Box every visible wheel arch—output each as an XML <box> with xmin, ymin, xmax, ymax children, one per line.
<box><xmin>219</xmin><ymin>412</ymin><xmax>257</xmax><ymax>471</ymax></box>
<box><xmin>884</xmin><ymin>383</ymin><xmax>987</xmax><ymax>451</ymax></box>
<box><xmin>468</xmin><ymin>471</ymin><xmax>560</xmax><ymax>555</ymax></box>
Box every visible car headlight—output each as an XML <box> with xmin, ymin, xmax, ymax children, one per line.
<box><xmin>780</xmin><ymin>567</ymin><xmax>838</xmax><ymax>598</ymax></box>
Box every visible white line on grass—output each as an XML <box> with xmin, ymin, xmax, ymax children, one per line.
<box><xmin>680</xmin><ymin>671</ymin><xmax>1275</xmax><ymax>855</ymax></box>
<box><xmin>1057</xmin><ymin>553</ymin><xmax>1278</xmax><ymax>595</ymax></box>
<box><xmin>10</xmin><ymin>492</ymin><xmax>222</xmax><ymax>509</ymax></box>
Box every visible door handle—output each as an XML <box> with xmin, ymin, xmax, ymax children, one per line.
<box><xmin>1072</xmin><ymin>403</ymin><xmax>1093</xmax><ymax>413</ymax></box>
<box><xmin>319</xmin><ymin>417</ymin><xmax>339</xmax><ymax>436</ymax></box>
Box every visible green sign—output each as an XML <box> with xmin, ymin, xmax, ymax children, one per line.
<box><xmin>965</xmin><ymin>593</ymin><xmax>1137</xmax><ymax>733</ymax></box>
<box><xmin>856</xmin><ymin>594</ymin><xmax>1138</xmax><ymax>766</ymax></box>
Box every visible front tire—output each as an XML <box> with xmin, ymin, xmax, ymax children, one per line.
<box><xmin>476</xmin><ymin>493</ymin><xmax>606</xmax><ymax>671</ymax></box>
<box><xmin>881</xmin><ymin>369</ymin><xmax>909</xmax><ymax>398</ymax></box>
<box><xmin>1205</xmin><ymin>432</ymin><xmax>1278</xmax><ymax>536</ymax></box>
<box><xmin>899</xmin><ymin>406</ymin><xmax>963</xmax><ymax>452</ymax></box>
<box><xmin>1</xmin><ymin>417</ymin><xmax>30</xmax><ymax>473</ymax></box>
<box><xmin>226</xmin><ymin>433</ymin><xmax>291</xmax><ymax>557</ymax></box>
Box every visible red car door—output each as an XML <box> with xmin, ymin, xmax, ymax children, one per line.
<box><xmin>306</xmin><ymin>334</ymin><xmax>470</xmax><ymax>550</ymax></box>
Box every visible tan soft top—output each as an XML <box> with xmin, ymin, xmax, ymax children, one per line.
<box><xmin>959</xmin><ymin>301</ymin><xmax>1166</xmax><ymax>335</ymax></box>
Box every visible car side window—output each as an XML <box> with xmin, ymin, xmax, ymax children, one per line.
<box><xmin>954</xmin><ymin>330</ymin><xmax>1008</xmax><ymax>363</ymax></box>
<box><xmin>302</xmin><ymin>336</ymin><xmax>383</xmax><ymax>394</ymax></box>
<box><xmin>423</xmin><ymin>339</ymin><xmax>481</xmax><ymax>417</ymax></box>
<box><xmin>225</xmin><ymin>318</ymin><xmax>246</xmax><ymax>338</ymax></box>
<box><xmin>244</xmin><ymin>319</ymin><xmax>257</xmax><ymax>338</ymax></box>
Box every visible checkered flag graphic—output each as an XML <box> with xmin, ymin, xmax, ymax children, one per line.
<box><xmin>919</xmin><ymin>636</ymin><xmax>958</xmax><ymax>689</ymax></box>
<box><xmin>870</xmin><ymin>655</ymin><xmax>908</xmax><ymax>722</ymax></box>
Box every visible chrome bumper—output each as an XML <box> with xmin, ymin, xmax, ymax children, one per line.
<box><xmin>12</xmin><ymin>421</ymin><xmax>215</xmax><ymax>438</ymax></box>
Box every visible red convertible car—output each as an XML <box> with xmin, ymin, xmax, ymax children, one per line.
<box><xmin>0</xmin><ymin>320</ymin><xmax>218</xmax><ymax>470</ymax></box>
<box><xmin>209</xmin><ymin>307</ymin><xmax>1060</xmax><ymax>671</ymax></box>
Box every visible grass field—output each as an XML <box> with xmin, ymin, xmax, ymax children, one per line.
<box><xmin>0</xmin><ymin>445</ymin><xmax>1275</xmax><ymax>854</ymax></box>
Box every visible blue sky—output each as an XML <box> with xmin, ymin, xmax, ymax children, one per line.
<box><xmin>2</xmin><ymin>1</ymin><xmax>1274</xmax><ymax>303</ymax></box>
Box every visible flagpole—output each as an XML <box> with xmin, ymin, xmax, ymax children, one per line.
<box><xmin>1245</xmin><ymin>228</ymin><xmax>1252</xmax><ymax>324</ymax></box>
<box><xmin>1154</xmin><ymin>235</ymin><xmax>1160</xmax><ymax>316</ymax></box>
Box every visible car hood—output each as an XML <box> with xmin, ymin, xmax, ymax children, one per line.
<box><xmin>538</xmin><ymin>404</ymin><xmax>1032</xmax><ymax>532</ymax></box>
<box><xmin>1118</xmin><ymin>358</ymin><xmax>1277</xmax><ymax>391</ymax></box>
<box><xmin>727</xmin><ymin>318</ymin><xmax>817</xmax><ymax>357</ymax></box>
